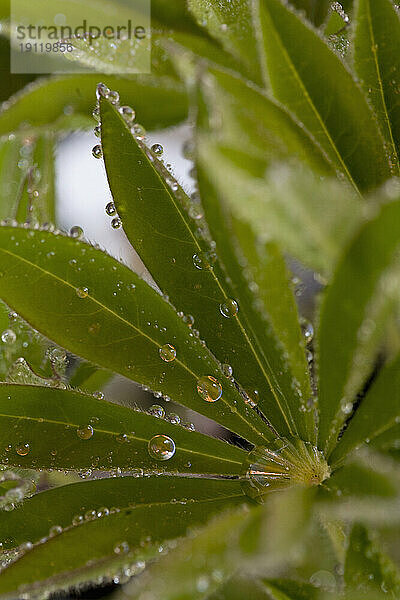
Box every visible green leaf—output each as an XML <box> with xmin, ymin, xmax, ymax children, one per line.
<box><xmin>100</xmin><ymin>95</ymin><xmax>295</xmax><ymax>439</ymax></box>
<box><xmin>0</xmin><ymin>226</ymin><xmax>269</xmax><ymax>446</ymax></box>
<box><xmin>13</xmin><ymin>132</ymin><xmax>56</xmax><ymax>225</ymax></box>
<box><xmin>207</xmin><ymin>576</ymin><xmax>272</xmax><ymax>600</ymax></box>
<box><xmin>0</xmin><ymin>476</ymin><xmax>245</xmax><ymax>550</ymax></box>
<box><xmin>255</xmin><ymin>0</ymin><xmax>391</xmax><ymax>192</ymax></box>
<box><xmin>0</xmin><ymin>384</ymin><xmax>247</xmax><ymax>475</ymax></box>
<box><xmin>262</xmin><ymin>578</ymin><xmax>319</xmax><ymax>600</ymax></box>
<box><xmin>120</xmin><ymin>487</ymin><xmax>312</xmax><ymax>599</ymax></box>
<box><xmin>0</xmin><ymin>137</ymin><xmax>26</xmax><ymax>221</ymax></box>
<box><xmin>353</xmin><ymin>0</ymin><xmax>400</xmax><ymax>175</ymax></box>
<box><xmin>330</xmin><ymin>352</ymin><xmax>400</xmax><ymax>466</ymax></box>
<box><xmin>231</xmin><ymin>219</ymin><xmax>314</xmax><ymax>441</ymax></box>
<box><xmin>68</xmin><ymin>361</ymin><xmax>113</xmax><ymax>393</ymax></box>
<box><xmin>0</xmin><ymin>478</ymin><xmax>246</xmax><ymax>596</ymax></box>
<box><xmin>0</xmin><ymin>75</ymin><xmax>188</xmax><ymax>136</ymax></box>
<box><xmin>344</xmin><ymin>524</ymin><xmax>400</xmax><ymax>596</ymax></box>
<box><xmin>196</xmin><ymin>143</ymin><xmax>362</xmax><ymax>275</ymax></box>
<box><xmin>187</xmin><ymin>0</ymin><xmax>266</xmax><ymax>86</ymax></box>
<box><xmin>321</xmin><ymin>453</ymin><xmax>399</xmax><ymax>498</ymax></box>
<box><xmin>290</xmin><ymin>1</ymin><xmax>332</xmax><ymax>26</ymax></box>
<box><xmin>197</xmin><ymin>67</ymin><xmax>334</xmax><ymax>176</ymax></box>
<box><xmin>318</xmin><ymin>199</ymin><xmax>400</xmax><ymax>456</ymax></box>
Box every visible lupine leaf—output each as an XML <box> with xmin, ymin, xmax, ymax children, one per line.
<box><xmin>196</xmin><ymin>141</ymin><xmax>362</xmax><ymax>275</ymax></box>
<box><xmin>290</xmin><ymin>0</ymin><xmax>332</xmax><ymax>26</ymax></box>
<box><xmin>119</xmin><ymin>487</ymin><xmax>312</xmax><ymax>599</ymax></box>
<box><xmin>231</xmin><ymin>219</ymin><xmax>314</xmax><ymax>441</ymax></box>
<box><xmin>187</xmin><ymin>0</ymin><xmax>266</xmax><ymax>87</ymax></box>
<box><xmin>330</xmin><ymin>352</ymin><xmax>400</xmax><ymax>466</ymax></box>
<box><xmin>262</xmin><ymin>578</ymin><xmax>319</xmax><ymax>600</ymax></box>
<box><xmin>344</xmin><ymin>524</ymin><xmax>400</xmax><ymax>596</ymax></box>
<box><xmin>0</xmin><ymin>384</ymin><xmax>247</xmax><ymax>475</ymax></box>
<box><xmin>197</xmin><ymin>66</ymin><xmax>334</xmax><ymax>176</ymax></box>
<box><xmin>0</xmin><ymin>75</ymin><xmax>188</xmax><ymax>135</ymax></box>
<box><xmin>353</xmin><ymin>0</ymin><xmax>400</xmax><ymax>175</ymax></box>
<box><xmin>101</xmin><ymin>95</ymin><xmax>292</xmax><ymax>437</ymax></box>
<box><xmin>0</xmin><ymin>226</ymin><xmax>269</xmax><ymax>446</ymax></box>
<box><xmin>0</xmin><ymin>476</ymin><xmax>246</xmax><ymax>550</ymax></box>
<box><xmin>255</xmin><ymin>0</ymin><xmax>391</xmax><ymax>192</ymax></box>
<box><xmin>318</xmin><ymin>199</ymin><xmax>400</xmax><ymax>456</ymax></box>
<box><xmin>0</xmin><ymin>479</ymin><xmax>247</xmax><ymax>596</ymax></box>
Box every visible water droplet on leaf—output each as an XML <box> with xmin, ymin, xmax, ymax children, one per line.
<box><xmin>220</xmin><ymin>298</ymin><xmax>239</xmax><ymax>318</ymax></box>
<box><xmin>92</xmin><ymin>145</ymin><xmax>103</xmax><ymax>159</ymax></box>
<box><xmin>105</xmin><ymin>202</ymin><xmax>116</xmax><ymax>216</ymax></box>
<box><xmin>148</xmin><ymin>435</ymin><xmax>175</xmax><ymax>461</ymax></box>
<box><xmin>197</xmin><ymin>376</ymin><xmax>222</xmax><ymax>402</ymax></box>
<box><xmin>77</xmin><ymin>425</ymin><xmax>94</xmax><ymax>440</ymax></box>
<box><xmin>159</xmin><ymin>343</ymin><xmax>176</xmax><ymax>362</ymax></box>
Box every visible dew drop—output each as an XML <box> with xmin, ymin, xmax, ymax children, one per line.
<box><xmin>96</xmin><ymin>82</ymin><xmax>110</xmax><ymax>99</ymax></box>
<box><xmin>149</xmin><ymin>405</ymin><xmax>165</xmax><ymax>418</ymax></box>
<box><xmin>108</xmin><ymin>90</ymin><xmax>120</xmax><ymax>105</ymax></box>
<box><xmin>49</xmin><ymin>525</ymin><xmax>62</xmax><ymax>537</ymax></box>
<box><xmin>159</xmin><ymin>343</ymin><xmax>176</xmax><ymax>362</ymax></box>
<box><xmin>302</xmin><ymin>320</ymin><xmax>314</xmax><ymax>344</ymax></box>
<box><xmin>119</xmin><ymin>106</ymin><xmax>136</xmax><ymax>122</ymax></box>
<box><xmin>151</xmin><ymin>143</ymin><xmax>164</xmax><ymax>156</ymax></box>
<box><xmin>92</xmin><ymin>106</ymin><xmax>100</xmax><ymax>121</ymax></box>
<box><xmin>111</xmin><ymin>217</ymin><xmax>122</xmax><ymax>230</ymax></box>
<box><xmin>197</xmin><ymin>375</ymin><xmax>222</xmax><ymax>402</ymax></box>
<box><xmin>16</xmin><ymin>443</ymin><xmax>30</xmax><ymax>456</ymax></box>
<box><xmin>148</xmin><ymin>435</ymin><xmax>176</xmax><ymax>461</ymax></box>
<box><xmin>94</xmin><ymin>125</ymin><xmax>101</xmax><ymax>138</ymax></box>
<box><xmin>76</xmin><ymin>287</ymin><xmax>89</xmax><ymax>299</ymax></box>
<box><xmin>77</xmin><ymin>424</ymin><xmax>94</xmax><ymax>440</ymax></box>
<box><xmin>92</xmin><ymin>145</ymin><xmax>103</xmax><ymax>159</ymax></box>
<box><xmin>222</xmin><ymin>363</ymin><xmax>233</xmax><ymax>377</ymax></box>
<box><xmin>220</xmin><ymin>298</ymin><xmax>239</xmax><ymax>318</ymax></box>
<box><xmin>105</xmin><ymin>202</ymin><xmax>116</xmax><ymax>216</ymax></box>
<box><xmin>169</xmin><ymin>413</ymin><xmax>180</xmax><ymax>425</ymax></box>
<box><xmin>1</xmin><ymin>329</ymin><xmax>16</xmax><ymax>344</ymax></box>
<box><xmin>70</xmin><ymin>225</ymin><xmax>83</xmax><ymax>239</ymax></box>
<box><xmin>132</xmin><ymin>124</ymin><xmax>146</xmax><ymax>140</ymax></box>
<box><xmin>114</xmin><ymin>541</ymin><xmax>130</xmax><ymax>554</ymax></box>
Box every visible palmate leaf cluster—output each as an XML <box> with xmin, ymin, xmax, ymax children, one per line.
<box><xmin>0</xmin><ymin>0</ymin><xmax>399</xmax><ymax>598</ymax></box>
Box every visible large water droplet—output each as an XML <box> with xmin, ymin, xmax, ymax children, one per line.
<box><xmin>77</xmin><ymin>425</ymin><xmax>94</xmax><ymax>440</ymax></box>
<box><xmin>70</xmin><ymin>225</ymin><xmax>83</xmax><ymax>239</ymax></box>
<box><xmin>111</xmin><ymin>217</ymin><xmax>122</xmax><ymax>230</ymax></box>
<box><xmin>105</xmin><ymin>202</ymin><xmax>116</xmax><ymax>216</ymax></box>
<box><xmin>92</xmin><ymin>145</ymin><xmax>103</xmax><ymax>159</ymax></box>
<box><xmin>159</xmin><ymin>343</ymin><xmax>176</xmax><ymax>362</ymax></box>
<box><xmin>220</xmin><ymin>298</ymin><xmax>239</xmax><ymax>318</ymax></box>
<box><xmin>149</xmin><ymin>404</ymin><xmax>165</xmax><ymax>418</ymax></box>
<box><xmin>1</xmin><ymin>329</ymin><xmax>16</xmax><ymax>344</ymax></box>
<box><xmin>96</xmin><ymin>82</ymin><xmax>110</xmax><ymax>99</ymax></box>
<box><xmin>108</xmin><ymin>90</ymin><xmax>120</xmax><ymax>105</ymax></box>
<box><xmin>151</xmin><ymin>143</ymin><xmax>163</xmax><ymax>156</ymax></box>
<box><xmin>148</xmin><ymin>435</ymin><xmax>176</xmax><ymax>461</ymax></box>
<box><xmin>197</xmin><ymin>376</ymin><xmax>222</xmax><ymax>402</ymax></box>
<box><xmin>119</xmin><ymin>106</ymin><xmax>136</xmax><ymax>123</ymax></box>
